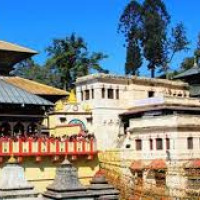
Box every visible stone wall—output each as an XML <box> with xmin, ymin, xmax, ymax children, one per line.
<box><xmin>98</xmin><ymin>150</ymin><xmax>200</xmax><ymax>200</ymax></box>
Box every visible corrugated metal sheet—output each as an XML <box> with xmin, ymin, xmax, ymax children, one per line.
<box><xmin>174</xmin><ymin>65</ymin><xmax>200</xmax><ymax>79</ymax></box>
<box><xmin>0</xmin><ymin>79</ymin><xmax>53</xmax><ymax>106</ymax></box>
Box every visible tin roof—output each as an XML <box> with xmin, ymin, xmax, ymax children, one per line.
<box><xmin>174</xmin><ymin>65</ymin><xmax>200</xmax><ymax>79</ymax></box>
<box><xmin>3</xmin><ymin>76</ymin><xmax>68</xmax><ymax>96</ymax></box>
<box><xmin>0</xmin><ymin>78</ymin><xmax>53</xmax><ymax>106</ymax></box>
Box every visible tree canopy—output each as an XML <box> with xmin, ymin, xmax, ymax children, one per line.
<box><xmin>12</xmin><ymin>33</ymin><xmax>108</xmax><ymax>90</ymax></box>
<box><xmin>119</xmin><ymin>0</ymin><xmax>189</xmax><ymax>78</ymax></box>
<box><xmin>46</xmin><ymin>33</ymin><xmax>108</xmax><ymax>90</ymax></box>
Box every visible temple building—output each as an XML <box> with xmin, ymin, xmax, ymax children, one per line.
<box><xmin>75</xmin><ymin>73</ymin><xmax>189</xmax><ymax>150</ymax></box>
<box><xmin>75</xmin><ymin>73</ymin><xmax>200</xmax><ymax>198</ymax></box>
<box><xmin>0</xmin><ymin>40</ymin><xmax>98</xmax><ymax>192</ymax></box>
<box><xmin>2</xmin><ymin>39</ymin><xmax>200</xmax><ymax>198</ymax></box>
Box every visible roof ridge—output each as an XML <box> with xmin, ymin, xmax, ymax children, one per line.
<box><xmin>15</xmin><ymin>76</ymin><xmax>68</xmax><ymax>92</ymax></box>
<box><xmin>0</xmin><ymin>40</ymin><xmax>37</xmax><ymax>54</ymax></box>
<box><xmin>3</xmin><ymin>76</ymin><xmax>68</xmax><ymax>96</ymax></box>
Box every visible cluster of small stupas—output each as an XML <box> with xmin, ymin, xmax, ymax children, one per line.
<box><xmin>0</xmin><ymin>156</ymin><xmax>119</xmax><ymax>200</ymax></box>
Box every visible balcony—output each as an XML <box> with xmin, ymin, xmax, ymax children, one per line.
<box><xmin>0</xmin><ymin>135</ymin><xmax>97</xmax><ymax>163</ymax></box>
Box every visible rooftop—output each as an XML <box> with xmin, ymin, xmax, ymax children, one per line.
<box><xmin>76</xmin><ymin>73</ymin><xmax>188</xmax><ymax>89</ymax></box>
<box><xmin>0</xmin><ymin>40</ymin><xmax>37</xmax><ymax>54</ymax></box>
<box><xmin>0</xmin><ymin>40</ymin><xmax>38</xmax><ymax>75</ymax></box>
<box><xmin>0</xmin><ymin>78</ymin><xmax>53</xmax><ymax>106</ymax></box>
<box><xmin>3</xmin><ymin>76</ymin><xmax>68</xmax><ymax>96</ymax></box>
<box><xmin>121</xmin><ymin>96</ymin><xmax>200</xmax><ymax>116</ymax></box>
<box><xmin>174</xmin><ymin>64</ymin><xmax>200</xmax><ymax>79</ymax></box>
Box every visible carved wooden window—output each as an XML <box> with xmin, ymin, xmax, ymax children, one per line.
<box><xmin>135</xmin><ymin>139</ymin><xmax>142</xmax><ymax>151</ymax></box>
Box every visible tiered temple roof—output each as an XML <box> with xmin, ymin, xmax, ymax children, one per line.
<box><xmin>0</xmin><ymin>40</ymin><xmax>37</xmax><ymax>75</ymax></box>
<box><xmin>0</xmin><ymin>78</ymin><xmax>53</xmax><ymax>106</ymax></box>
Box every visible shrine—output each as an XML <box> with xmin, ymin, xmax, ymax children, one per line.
<box><xmin>0</xmin><ymin>40</ymin><xmax>98</xmax><ymax>191</ymax></box>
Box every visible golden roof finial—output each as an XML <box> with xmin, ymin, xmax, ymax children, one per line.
<box><xmin>7</xmin><ymin>155</ymin><xmax>18</xmax><ymax>164</ymax></box>
<box><xmin>67</xmin><ymin>89</ymin><xmax>77</xmax><ymax>105</ymax></box>
<box><xmin>55</xmin><ymin>99</ymin><xmax>64</xmax><ymax>111</ymax></box>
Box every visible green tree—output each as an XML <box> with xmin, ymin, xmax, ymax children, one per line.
<box><xmin>119</xmin><ymin>0</ymin><xmax>189</xmax><ymax>78</ymax></box>
<box><xmin>125</xmin><ymin>39</ymin><xmax>142</xmax><ymax>75</ymax></box>
<box><xmin>11</xmin><ymin>58</ymin><xmax>62</xmax><ymax>88</ymax></box>
<box><xmin>180</xmin><ymin>33</ymin><xmax>200</xmax><ymax>71</ymax></box>
<box><xmin>119</xmin><ymin>0</ymin><xmax>143</xmax><ymax>75</ymax></box>
<box><xmin>181</xmin><ymin>57</ymin><xmax>194</xmax><ymax>70</ymax></box>
<box><xmin>161</xmin><ymin>22</ymin><xmax>189</xmax><ymax>75</ymax></box>
<box><xmin>194</xmin><ymin>33</ymin><xmax>200</xmax><ymax>63</ymax></box>
<box><xmin>142</xmin><ymin>0</ymin><xmax>170</xmax><ymax>78</ymax></box>
<box><xmin>46</xmin><ymin>33</ymin><xmax>108</xmax><ymax>90</ymax></box>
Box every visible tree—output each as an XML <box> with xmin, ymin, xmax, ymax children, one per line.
<box><xmin>46</xmin><ymin>33</ymin><xmax>108</xmax><ymax>90</ymax></box>
<box><xmin>142</xmin><ymin>0</ymin><xmax>170</xmax><ymax>78</ymax></box>
<box><xmin>11</xmin><ymin>58</ymin><xmax>43</xmax><ymax>81</ymax></box>
<box><xmin>181</xmin><ymin>57</ymin><xmax>194</xmax><ymax>70</ymax></box>
<box><xmin>194</xmin><ymin>33</ymin><xmax>200</xmax><ymax>63</ymax></box>
<box><xmin>119</xmin><ymin>0</ymin><xmax>143</xmax><ymax>75</ymax></box>
<box><xmin>161</xmin><ymin>22</ymin><xmax>189</xmax><ymax>75</ymax></box>
<box><xmin>180</xmin><ymin>33</ymin><xmax>200</xmax><ymax>71</ymax></box>
<box><xmin>119</xmin><ymin>0</ymin><xmax>189</xmax><ymax>78</ymax></box>
<box><xmin>125</xmin><ymin>39</ymin><xmax>142</xmax><ymax>75</ymax></box>
<box><xmin>11</xmin><ymin>58</ymin><xmax>62</xmax><ymax>88</ymax></box>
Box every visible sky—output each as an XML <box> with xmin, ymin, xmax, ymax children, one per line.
<box><xmin>1</xmin><ymin>0</ymin><xmax>200</xmax><ymax>77</ymax></box>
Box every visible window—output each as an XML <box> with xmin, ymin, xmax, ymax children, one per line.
<box><xmin>116</xmin><ymin>89</ymin><xmax>119</xmax><ymax>99</ymax></box>
<box><xmin>102</xmin><ymin>88</ymin><xmax>105</xmax><ymax>98</ymax></box>
<box><xmin>149</xmin><ymin>139</ymin><xmax>153</xmax><ymax>150</ymax></box>
<box><xmin>187</xmin><ymin>137</ymin><xmax>193</xmax><ymax>149</ymax></box>
<box><xmin>85</xmin><ymin>90</ymin><xmax>90</xmax><ymax>100</ymax></box>
<box><xmin>148</xmin><ymin>91</ymin><xmax>155</xmax><ymax>98</ymax></box>
<box><xmin>108</xmin><ymin>89</ymin><xmax>114</xmax><ymax>99</ymax></box>
<box><xmin>81</xmin><ymin>91</ymin><xmax>84</xmax><ymax>101</ymax></box>
<box><xmin>166</xmin><ymin>138</ymin><xmax>170</xmax><ymax>150</ymax></box>
<box><xmin>125</xmin><ymin>144</ymin><xmax>131</xmax><ymax>149</ymax></box>
<box><xmin>60</xmin><ymin>117</ymin><xmax>66</xmax><ymax>123</ymax></box>
<box><xmin>135</xmin><ymin>139</ymin><xmax>142</xmax><ymax>151</ymax></box>
<box><xmin>91</xmin><ymin>89</ymin><xmax>94</xmax><ymax>99</ymax></box>
<box><xmin>156</xmin><ymin>138</ymin><xmax>163</xmax><ymax>150</ymax></box>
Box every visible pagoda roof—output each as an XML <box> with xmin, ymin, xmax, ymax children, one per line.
<box><xmin>174</xmin><ymin>64</ymin><xmax>200</xmax><ymax>79</ymax></box>
<box><xmin>2</xmin><ymin>76</ymin><xmax>68</xmax><ymax>96</ymax></box>
<box><xmin>0</xmin><ymin>78</ymin><xmax>53</xmax><ymax>106</ymax></box>
<box><xmin>0</xmin><ymin>40</ymin><xmax>37</xmax><ymax>54</ymax></box>
<box><xmin>0</xmin><ymin>40</ymin><xmax>37</xmax><ymax>71</ymax></box>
